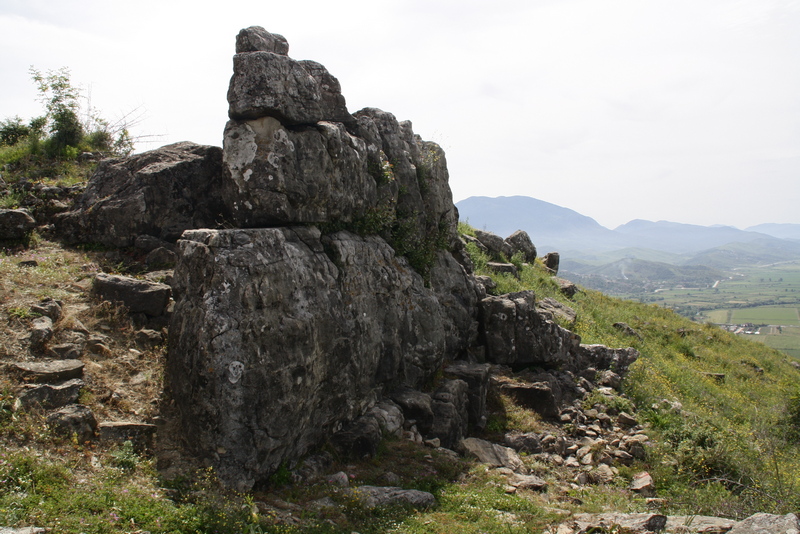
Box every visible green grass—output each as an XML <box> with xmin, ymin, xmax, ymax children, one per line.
<box><xmin>730</xmin><ymin>306</ymin><xmax>799</xmax><ymax>325</ymax></box>
<box><xmin>463</xmin><ymin>222</ymin><xmax>800</xmax><ymax>518</ymax></box>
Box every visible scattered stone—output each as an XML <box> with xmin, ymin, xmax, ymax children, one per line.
<box><xmin>473</xmin><ymin>229</ymin><xmax>513</xmax><ymax>259</ymax></box>
<box><xmin>342</xmin><ymin>486</ymin><xmax>435</xmax><ymax>509</ymax></box>
<box><xmin>504</xmin><ymin>431</ymin><xmax>543</xmax><ymax>454</ymax></box>
<box><xmin>0</xmin><ymin>527</ymin><xmax>47</xmax><ymax>534</ymax></box>
<box><xmin>592</xmin><ymin>464</ymin><xmax>615</xmax><ymax>484</ymax></box>
<box><xmin>14</xmin><ymin>379</ymin><xmax>84</xmax><ymax>410</ymax></box>
<box><xmin>366</xmin><ymin>401</ymin><xmax>405</xmax><ymax>438</ymax></box>
<box><xmin>330</xmin><ymin>415</ymin><xmax>382</xmax><ymax>459</ymax></box>
<box><xmin>145</xmin><ymin>247</ymin><xmax>177</xmax><ymax>267</ymax></box>
<box><xmin>424</xmin><ymin>438</ymin><xmax>441</xmax><ymax>448</ymax></box>
<box><xmin>30</xmin><ymin>298</ymin><xmax>62</xmax><ymax>322</ymax></box>
<box><xmin>543</xmin><ymin>252</ymin><xmax>560</xmax><ymax>274</ymax></box>
<box><xmin>85</xmin><ymin>336</ymin><xmax>112</xmax><ymax>356</ymax></box>
<box><xmin>703</xmin><ymin>372</ymin><xmax>726</xmax><ymax>384</ymax></box>
<box><xmin>460</xmin><ymin>437</ymin><xmax>525</xmax><ymax>473</ymax></box>
<box><xmin>556</xmin><ymin>278</ymin><xmax>579</xmax><ymax>297</ymax></box>
<box><xmin>12</xmin><ymin>360</ymin><xmax>84</xmax><ymax>383</ymax></box>
<box><xmin>93</xmin><ymin>273</ymin><xmax>171</xmax><ymax>317</ymax></box>
<box><xmin>617</xmin><ymin>412</ymin><xmax>638</xmax><ymax>427</ymax></box>
<box><xmin>630</xmin><ymin>471</ymin><xmax>656</xmax><ymax>497</ymax></box>
<box><xmin>597</xmin><ymin>370</ymin><xmax>623</xmax><ymax>390</ymax></box>
<box><xmin>613</xmin><ymin>322</ymin><xmax>643</xmax><ymax>340</ymax></box>
<box><xmin>98</xmin><ymin>422</ymin><xmax>157</xmax><ymax>452</ymax></box>
<box><xmin>28</xmin><ymin>316</ymin><xmax>54</xmax><ymax>349</ymax></box>
<box><xmin>50</xmin><ymin>343</ymin><xmax>82</xmax><ymax>360</ymax></box>
<box><xmin>327</xmin><ymin>471</ymin><xmax>349</xmax><ymax>488</ymax></box>
<box><xmin>507</xmin><ymin>473</ymin><xmax>547</xmax><ymax>491</ymax></box>
<box><xmin>486</xmin><ymin>262</ymin><xmax>518</xmax><ymax>278</ymax></box>
<box><xmin>504</xmin><ymin>230</ymin><xmax>537</xmax><ymax>263</ymax></box>
<box><xmin>0</xmin><ymin>208</ymin><xmax>36</xmax><ymax>239</ymax></box>
<box><xmin>562</xmin><ymin>513</ymin><xmax>737</xmax><ymax>534</ymax></box>
<box><xmin>46</xmin><ymin>404</ymin><xmax>97</xmax><ymax>442</ymax></box>
<box><xmin>134</xmin><ymin>328</ymin><xmax>164</xmax><ymax>348</ymax></box>
<box><xmin>537</xmin><ymin>297</ymin><xmax>577</xmax><ymax>323</ymax></box>
<box><xmin>17</xmin><ymin>260</ymin><xmax>38</xmax><ymax>268</ymax></box>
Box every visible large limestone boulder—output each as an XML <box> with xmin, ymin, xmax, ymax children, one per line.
<box><xmin>480</xmin><ymin>290</ymin><xmax>579</xmax><ymax>367</ymax></box>
<box><xmin>228</xmin><ymin>27</ymin><xmax>353</xmax><ymax>125</ymax></box>
<box><xmin>168</xmin><ymin>227</ymin><xmax>474</xmax><ymax>489</ymax></box>
<box><xmin>56</xmin><ymin>142</ymin><xmax>226</xmax><ymax>246</ymax></box>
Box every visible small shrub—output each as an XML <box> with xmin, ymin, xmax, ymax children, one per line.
<box><xmin>110</xmin><ymin>440</ymin><xmax>140</xmax><ymax>470</ymax></box>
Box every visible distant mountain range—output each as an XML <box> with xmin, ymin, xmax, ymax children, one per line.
<box><xmin>456</xmin><ymin>195</ymin><xmax>800</xmax><ymax>272</ymax></box>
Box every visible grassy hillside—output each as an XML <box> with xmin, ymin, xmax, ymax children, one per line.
<box><xmin>462</xmin><ymin>222</ymin><xmax>800</xmax><ymax>518</ymax></box>
<box><xmin>1</xmin><ymin>214</ymin><xmax>800</xmax><ymax>533</ymax></box>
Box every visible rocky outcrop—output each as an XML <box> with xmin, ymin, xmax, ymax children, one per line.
<box><xmin>480</xmin><ymin>291</ymin><xmax>580</xmax><ymax>368</ymax></box>
<box><xmin>56</xmin><ymin>142</ymin><xmax>226</xmax><ymax>247</ymax></box>
<box><xmin>0</xmin><ymin>209</ymin><xmax>36</xmax><ymax>240</ymax></box>
<box><xmin>164</xmin><ymin>27</ymin><xmax>486</xmax><ymax>489</ymax></box>
<box><xmin>168</xmin><ymin>226</ymin><xmax>478</xmax><ymax>488</ymax></box>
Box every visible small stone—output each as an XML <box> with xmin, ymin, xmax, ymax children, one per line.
<box><xmin>51</xmin><ymin>343</ymin><xmax>82</xmax><ymax>359</ymax></box>
<box><xmin>617</xmin><ymin>412</ymin><xmax>638</xmax><ymax>427</ymax></box>
<box><xmin>424</xmin><ymin>438</ymin><xmax>441</xmax><ymax>448</ymax></box>
<box><xmin>29</xmin><ymin>316</ymin><xmax>54</xmax><ymax>349</ymax></box>
<box><xmin>630</xmin><ymin>471</ymin><xmax>656</xmax><ymax>497</ymax></box>
<box><xmin>134</xmin><ymin>328</ymin><xmax>164</xmax><ymax>348</ymax></box>
<box><xmin>47</xmin><ymin>404</ymin><xmax>97</xmax><ymax>442</ymax></box>
<box><xmin>592</xmin><ymin>464</ymin><xmax>615</xmax><ymax>484</ymax></box>
<box><xmin>327</xmin><ymin>471</ymin><xmax>349</xmax><ymax>488</ymax></box>
<box><xmin>30</xmin><ymin>298</ymin><xmax>62</xmax><ymax>321</ymax></box>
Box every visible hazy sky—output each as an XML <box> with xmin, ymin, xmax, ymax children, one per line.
<box><xmin>2</xmin><ymin>0</ymin><xmax>799</xmax><ymax>229</ymax></box>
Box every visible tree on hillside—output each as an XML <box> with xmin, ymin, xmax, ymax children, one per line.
<box><xmin>0</xmin><ymin>67</ymin><xmax>135</xmax><ymax>161</ymax></box>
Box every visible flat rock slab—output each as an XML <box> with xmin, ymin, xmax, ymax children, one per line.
<box><xmin>567</xmin><ymin>513</ymin><xmax>737</xmax><ymax>534</ymax></box>
<box><xmin>343</xmin><ymin>485</ymin><xmax>435</xmax><ymax>509</ymax></box>
<box><xmin>460</xmin><ymin>437</ymin><xmax>525</xmax><ymax>473</ymax></box>
<box><xmin>12</xmin><ymin>360</ymin><xmax>84</xmax><ymax>383</ymax></box>
<box><xmin>728</xmin><ymin>513</ymin><xmax>800</xmax><ymax>534</ymax></box>
<box><xmin>0</xmin><ymin>527</ymin><xmax>46</xmax><ymax>534</ymax></box>
<box><xmin>14</xmin><ymin>379</ymin><xmax>84</xmax><ymax>410</ymax></box>
<box><xmin>93</xmin><ymin>273</ymin><xmax>171</xmax><ymax>317</ymax></box>
<box><xmin>98</xmin><ymin>422</ymin><xmax>157</xmax><ymax>452</ymax></box>
<box><xmin>507</xmin><ymin>473</ymin><xmax>547</xmax><ymax>490</ymax></box>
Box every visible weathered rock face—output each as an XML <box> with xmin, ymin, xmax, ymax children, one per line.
<box><xmin>168</xmin><ymin>226</ymin><xmax>476</xmax><ymax>488</ymax></box>
<box><xmin>163</xmin><ymin>26</ymin><xmax>638</xmax><ymax>491</ymax></box>
<box><xmin>56</xmin><ymin>142</ymin><xmax>226</xmax><ymax>246</ymax></box>
<box><xmin>480</xmin><ymin>290</ymin><xmax>580</xmax><ymax>368</ymax></box>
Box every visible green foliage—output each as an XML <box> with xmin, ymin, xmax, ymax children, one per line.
<box><xmin>0</xmin><ymin>116</ymin><xmax>31</xmax><ymax>146</ymax></box>
<box><xmin>0</xmin><ymin>66</ymin><xmax>135</xmax><ymax>170</ymax></box>
<box><xmin>109</xmin><ymin>440</ymin><xmax>140</xmax><ymax>470</ymax></box>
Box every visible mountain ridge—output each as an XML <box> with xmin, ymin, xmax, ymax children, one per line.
<box><xmin>456</xmin><ymin>195</ymin><xmax>800</xmax><ymax>268</ymax></box>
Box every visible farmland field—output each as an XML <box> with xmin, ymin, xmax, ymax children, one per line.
<box><xmin>745</xmin><ymin>326</ymin><xmax>800</xmax><ymax>359</ymax></box>
<box><xmin>618</xmin><ymin>261</ymin><xmax>800</xmax><ymax>360</ymax></box>
<box><xmin>730</xmin><ymin>306</ymin><xmax>800</xmax><ymax>325</ymax></box>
